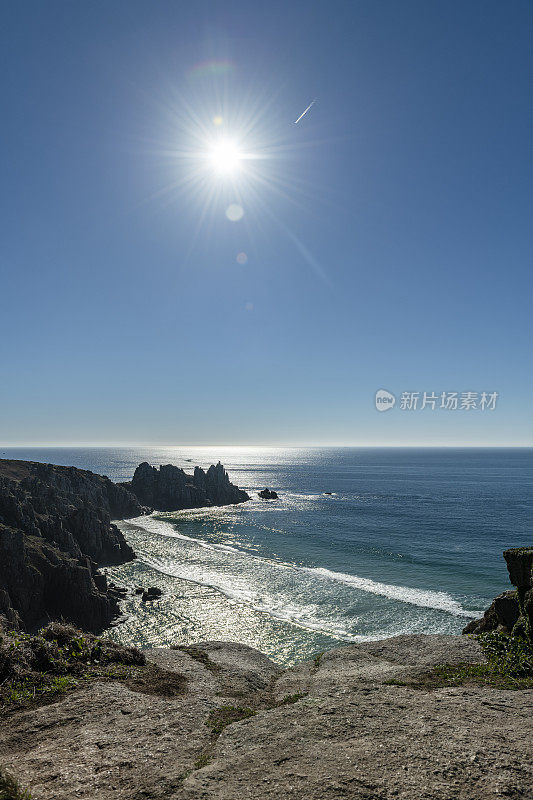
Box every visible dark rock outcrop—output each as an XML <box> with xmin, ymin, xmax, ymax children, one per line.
<box><xmin>463</xmin><ymin>590</ymin><xmax>520</xmax><ymax>634</ymax></box>
<box><xmin>258</xmin><ymin>488</ymin><xmax>278</xmax><ymax>500</ymax></box>
<box><xmin>122</xmin><ymin>461</ymin><xmax>249</xmax><ymax>511</ymax></box>
<box><xmin>504</xmin><ymin>546</ymin><xmax>533</xmax><ymax>641</ymax></box>
<box><xmin>0</xmin><ymin>459</ymin><xmax>143</xmax><ymax>633</ymax></box>
<box><xmin>141</xmin><ymin>587</ymin><xmax>163</xmax><ymax>603</ymax></box>
<box><xmin>463</xmin><ymin>546</ymin><xmax>533</xmax><ymax>638</ymax></box>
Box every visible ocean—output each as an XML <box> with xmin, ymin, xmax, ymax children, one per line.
<box><xmin>3</xmin><ymin>446</ymin><xmax>532</xmax><ymax>665</ymax></box>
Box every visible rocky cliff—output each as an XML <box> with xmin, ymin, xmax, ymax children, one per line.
<box><xmin>1</xmin><ymin>634</ymin><xmax>532</xmax><ymax>799</ymax></box>
<box><xmin>0</xmin><ymin>459</ymin><xmax>143</xmax><ymax>632</ymax></box>
<box><xmin>121</xmin><ymin>461</ymin><xmax>249</xmax><ymax>510</ymax></box>
<box><xmin>463</xmin><ymin>546</ymin><xmax>533</xmax><ymax>640</ymax></box>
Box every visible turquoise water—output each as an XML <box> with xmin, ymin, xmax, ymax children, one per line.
<box><xmin>3</xmin><ymin>446</ymin><xmax>532</xmax><ymax>664</ymax></box>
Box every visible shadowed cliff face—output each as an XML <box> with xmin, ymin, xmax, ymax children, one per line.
<box><xmin>504</xmin><ymin>547</ymin><xmax>533</xmax><ymax>642</ymax></box>
<box><xmin>0</xmin><ymin>460</ymin><xmax>143</xmax><ymax>632</ymax></box>
<box><xmin>123</xmin><ymin>461</ymin><xmax>250</xmax><ymax>511</ymax></box>
<box><xmin>464</xmin><ymin>547</ymin><xmax>533</xmax><ymax>638</ymax></box>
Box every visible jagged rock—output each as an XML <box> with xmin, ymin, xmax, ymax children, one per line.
<box><xmin>504</xmin><ymin>547</ymin><xmax>533</xmax><ymax>590</ymax></box>
<box><xmin>123</xmin><ymin>461</ymin><xmax>249</xmax><ymax>511</ymax></box>
<box><xmin>0</xmin><ymin>459</ymin><xmax>143</xmax><ymax>633</ymax></box>
<box><xmin>258</xmin><ymin>488</ymin><xmax>278</xmax><ymax>499</ymax></box>
<box><xmin>463</xmin><ymin>590</ymin><xmax>519</xmax><ymax>634</ymax></box>
<box><xmin>463</xmin><ymin>546</ymin><xmax>533</xmax><ymax>638</ymax></box>
<box><xmin>504</xmin><ymin>546</ymin><xmax>533</xmax><ymax>641</ymax></box>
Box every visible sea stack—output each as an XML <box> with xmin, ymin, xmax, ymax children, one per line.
<box><xmin>258</xmin><ymin>488</ymin><xmax>278</xmax><ymax>499</ymax></box>
<box><xmin>122</xmin><ymin>461</ymin><xmax>250</xmax><ymax>511</ymax></box>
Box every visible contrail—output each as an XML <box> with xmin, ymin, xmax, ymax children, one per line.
<box><xmin>294</xmin><ymin>98</ymin><xmax>317</xmax><ymax>124</ymax></box>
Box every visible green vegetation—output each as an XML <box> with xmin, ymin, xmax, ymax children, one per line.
<box><xmin>0</xmin><ymin>622</ymin><xmax>145</xmax><ymax>710</ymax></box>
<box><xmin>191</xmin><ymin>705</ymin><xmax>257</xmax><ymax>773</ymax></box>
<box><xmin>0</xmin><ymin>766</ymin><xmax>32</xmax><ymax>800</ymax></box>
<box><xmin>4</xmin><ymin>674</ymin><xmax>78</xmax><ymax>705</ymax></box>
<box><xmin>194</xmin><ymin>753</ymin><xmax>211</xmax><ymax>770</ymax></box>
<box><xmin>383</xmin><ymin>633</ymin><xmax>533</xmax><ymax>691</ymax></box>
<box><xmin>432</xmin><ymin>632</ymin><xmax>533</xmax><ymax>690</ymax></box>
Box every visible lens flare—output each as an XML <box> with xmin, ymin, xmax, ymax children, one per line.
<box><xmin>208</xmin><ymin>140</ymin><xmax>242</xmax><ymax>175</ymax></box>
<box><xmin>226</xmin><ymin>203</ymin><xmax>244</xmax><ymax>221</ymax></box>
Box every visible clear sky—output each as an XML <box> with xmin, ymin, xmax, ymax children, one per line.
<box><xmin>1</xmin><ymin>0</ymin><xmax>532</xmax><ymax>446</ymax></box>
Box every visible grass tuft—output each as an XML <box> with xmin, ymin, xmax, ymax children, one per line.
<box><xmin>383</xmin><ymin>678</ymin><xmax>410</xmax><ymax>687</ymax></box>
<box><xmin>384</xmin><ymin>633</ymin><xmax>533</xmax><ymax>691</ymax></box>
<box><xmin>433</xmin><ymin>632</ymin><xmax>533</xmax><ymax>690</ymax></box>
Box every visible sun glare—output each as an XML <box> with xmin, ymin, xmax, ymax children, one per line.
<box><xmin>208</xmin><ymin>139</ymin><xmax>242</xmax><ymax>175</ymax></box>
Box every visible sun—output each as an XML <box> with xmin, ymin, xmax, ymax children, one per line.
<box><xmin>207</xmin><ymin>139</ymin><xmax>243</xmax><ymax>175</ymax></box>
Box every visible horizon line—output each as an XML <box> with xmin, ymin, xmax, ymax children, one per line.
<box><xmin>1</xmin><ymin>442</ymin><xmax>533</xmax><ymax>449</ymax></box>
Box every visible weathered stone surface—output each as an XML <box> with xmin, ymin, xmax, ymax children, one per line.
<box><xmin>123</xmin><ymin>461</ymin><xmax>249</xmax><ymax>511</ymax></box>
<box><xmin>1</xmin><ymin>635</ymin><xmax>532</xmax><ymax>800</ymax></box>
<box><xmin>0</xmin><ymin>459</ymin><xmax>143</xmax><ymax>632</ymax></box>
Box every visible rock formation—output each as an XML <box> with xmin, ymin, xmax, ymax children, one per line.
<box><xmin>1</xmin><ymin>634</ymin><xmax>532</xmax><ymax>799</ymax></box>
<box><xmin>258</xmin><ymin>488</ymin><xmax>278</xmax><ymax>499</ymax></box>
<box><xmin>504</xmin><ymin>546</ymin><xmax>533</xmax><ymax>641</ymax></box>
<box><xmin>463</xmin><ymin>546</ymin><xmax>533</xmax><ymax>638</ymax></box>
<box><xmin>122</xmin><ymin>461</ymin><xmax>249</xmax><ymax>511</ymax></box>
<box><xmin>463</xmin><ymin>590</ymin><xmax>520</xmax><ymax>634</ymax></box>
<box><xmin>141</xmin><ymin>587</ymin><xmax>163</xmax><ymax>603</ymax></box>
<box><xmin>0</xmin><ymin>459</ymin><xmax>143</xmax><ymax>632</ymax></box>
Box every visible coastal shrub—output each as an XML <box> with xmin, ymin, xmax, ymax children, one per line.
<box><xmin>0</xmin><ymin>623</ymin><xmax>145</xmax><ymax>709</ymax></box>
<box><xmin>479</xmin><ymin>631</ymin><xmax>533</xmax><ymax>677</ymax></box>
<box><xmin>40</xmin><ymin>623</ymin><xmax>145</xmax><ymax>667</ymax></box>
<box><xmin>431</xmin><ymin>632</ymin><xmax>533</xmax><ymax>690</ymax></box>
<box><xmin>0</xmin><ymin>632</ymin><xmax>34</xmax><ymax>682</ymax></box>
<box><xmin>41</xmin><ymin>622</ymin><xmax>82</xmax><ymax>646</ymax></box>
<box><xmin>0</xmin><ymin>638</ymin><xmax>15</xmax><ymax>682</ymax></box>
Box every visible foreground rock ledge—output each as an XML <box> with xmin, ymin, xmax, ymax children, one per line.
<box><xmin>1</xmin><ymin>634</ymin><xmax>532</xmax><ymax>800</ymax></box>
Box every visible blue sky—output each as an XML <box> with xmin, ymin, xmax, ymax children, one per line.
<box><xmin>1</xmin><ymin>0</ymin><xmax>532</xmax><ymax>446</ymax></box>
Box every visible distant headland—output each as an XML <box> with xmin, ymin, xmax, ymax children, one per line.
<box><xmin>0</xmin><ymin>458</ymin><xmax>249</xmax><ymax>632</ymax></box>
